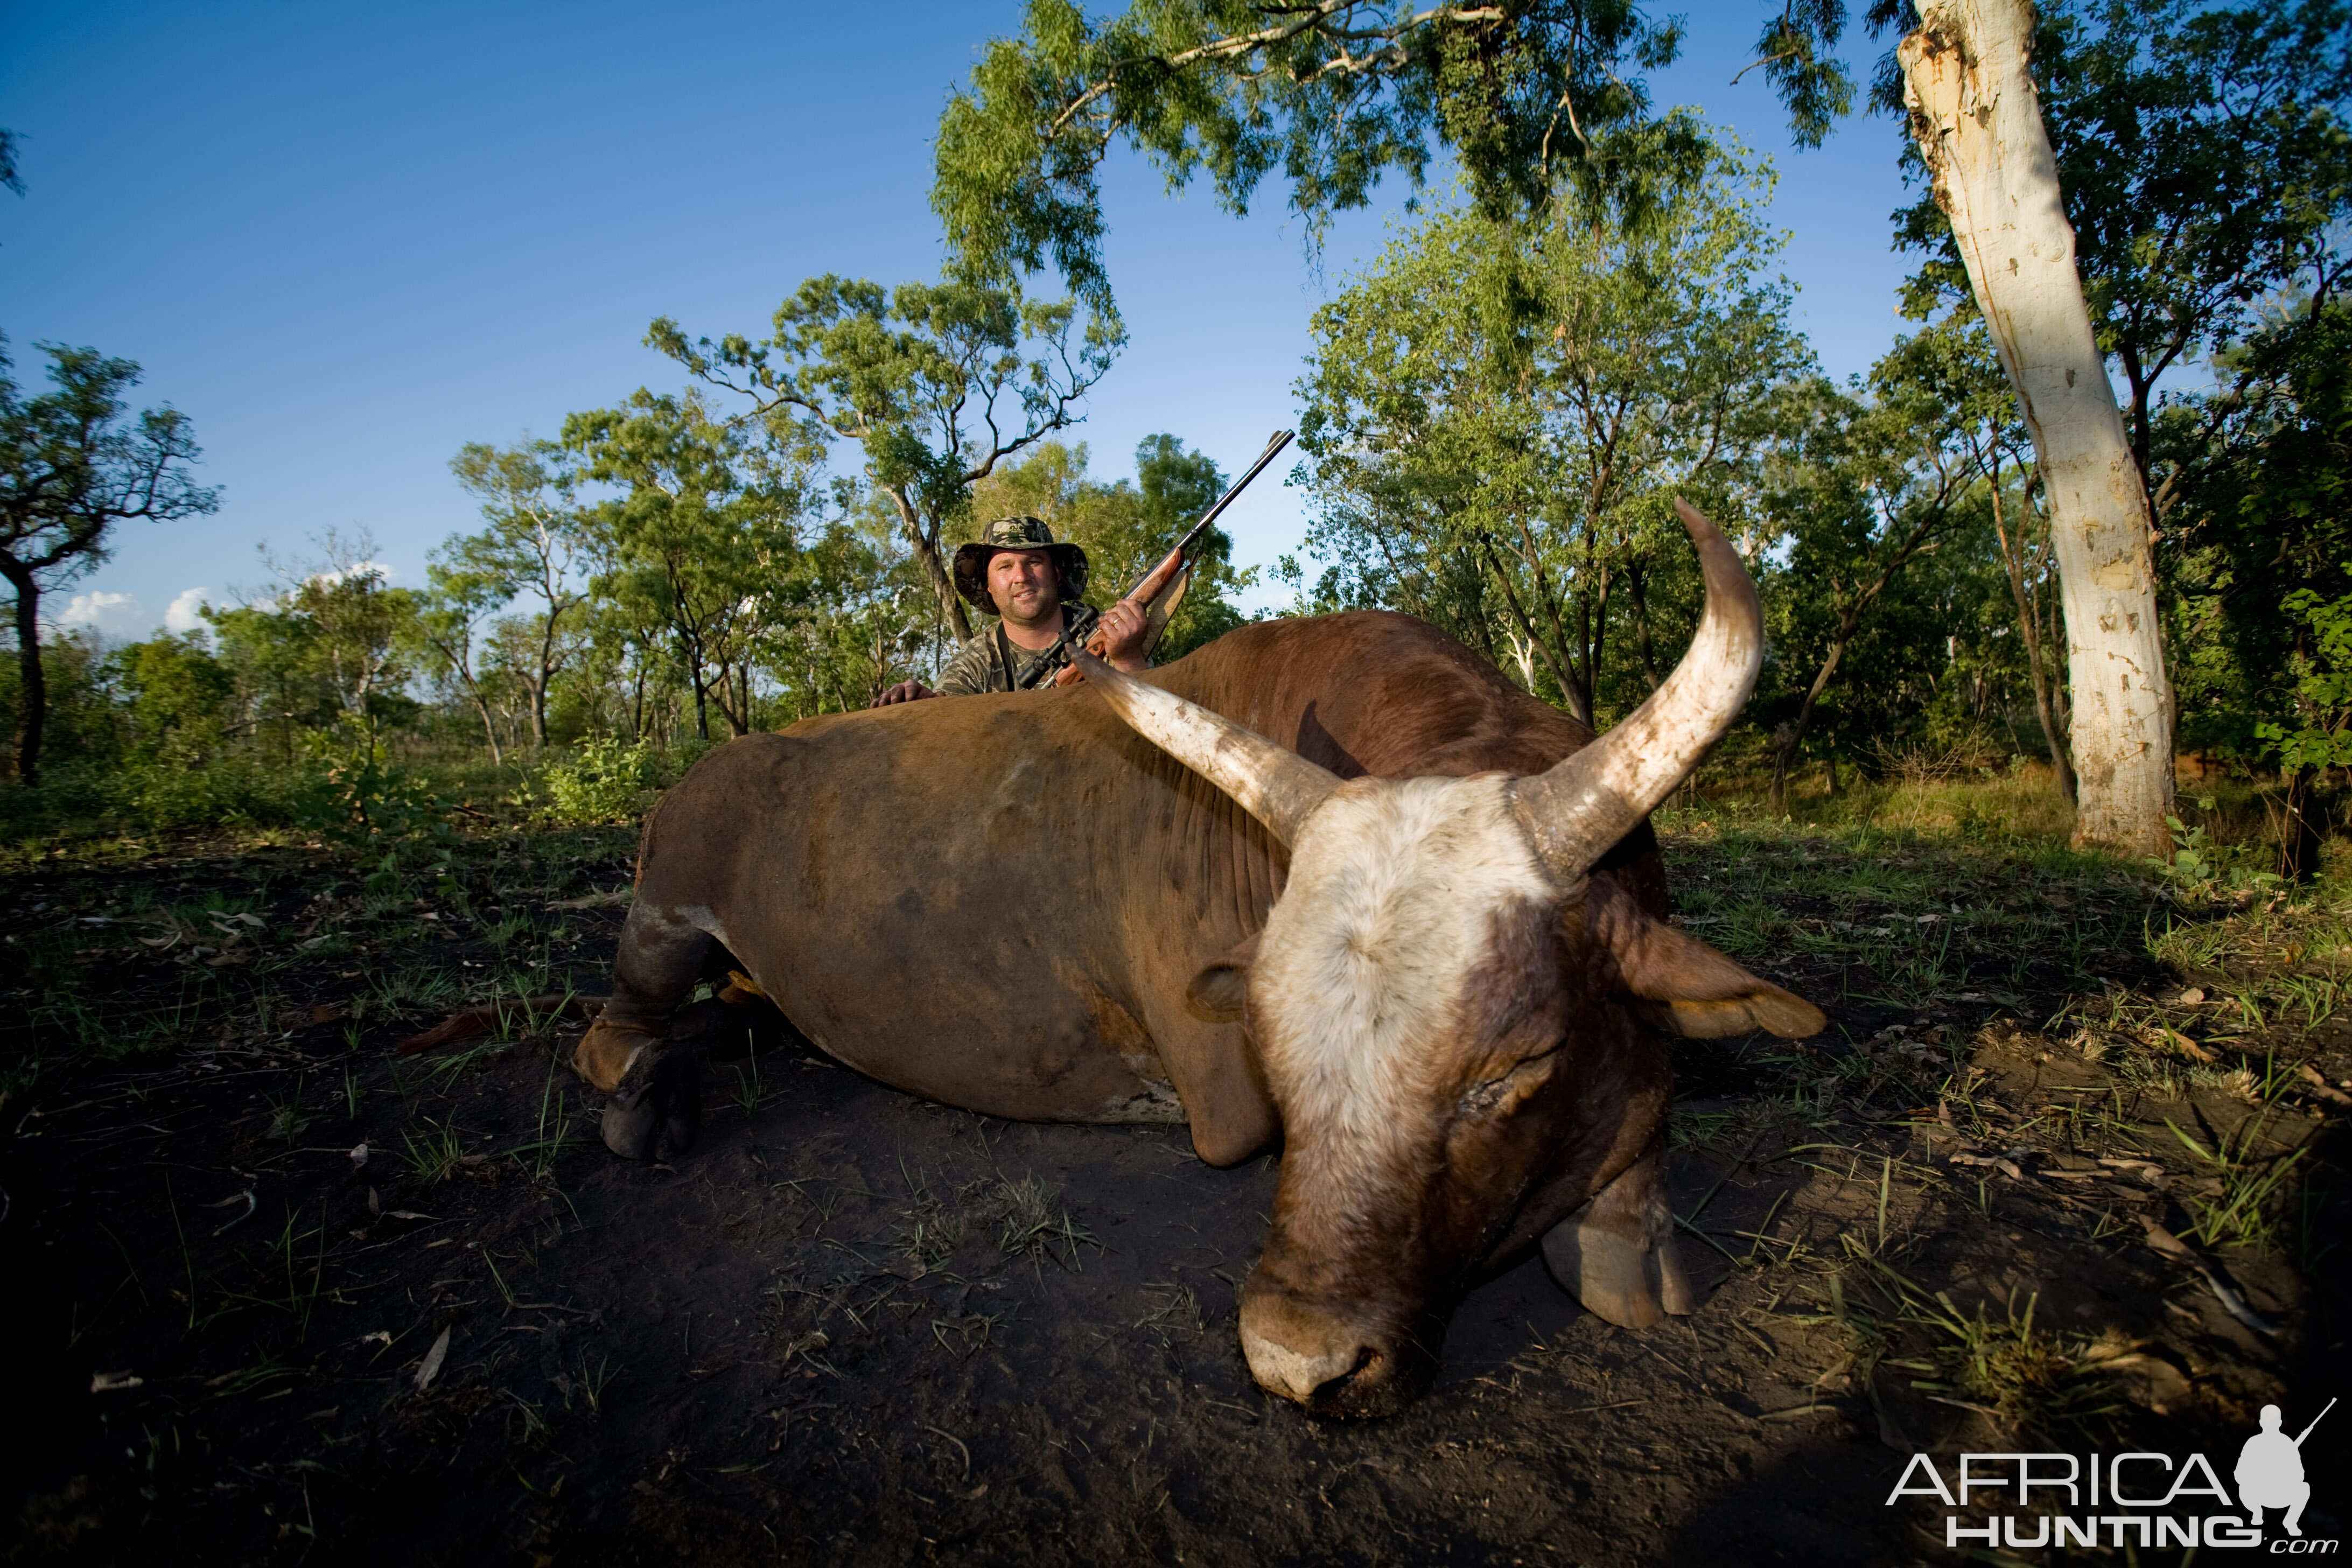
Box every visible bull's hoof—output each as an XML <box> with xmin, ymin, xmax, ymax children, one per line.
<box><xmin>601</xmin><ymin>1048</ymin><xmax>701</xmax><ymax>1160</ymax></box>
<box><xmin>1540</xmin><ymin>1199</ymin><xmax>1694</xmax><ymax>1329</ymax></box>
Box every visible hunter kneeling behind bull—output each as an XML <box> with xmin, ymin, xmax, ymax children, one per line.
<box><xmin>873</xmin><ymin>515</ymin><xmax>1151</xmax><ymax>703</ymax></box>
<box><xmin>541</xmin><ymin>502</ymin><xmax>1823</xmax><ymax>1417</ymax></box>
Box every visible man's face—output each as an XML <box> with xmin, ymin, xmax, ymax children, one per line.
<box><xmin>987</xmin><ymin>548</ymin><xmax>1058</xmax><ymax>625</ymax></box>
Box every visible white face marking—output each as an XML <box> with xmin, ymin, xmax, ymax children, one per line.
<box><xmin>1249</xmin><ymin>774</ymin><xmax>1554</xmax><ymax>1209</ymax></box>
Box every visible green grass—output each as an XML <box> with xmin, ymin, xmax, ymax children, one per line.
<box><xmin>403</xmin><ymin>1121</ymin><xmax>466</xmax><ymax>1183</ymax></box>
<box><xmin>2166</xmin><ymin>1113</ymin><xmax>2310</xmax><ymax>1255</ymax></box>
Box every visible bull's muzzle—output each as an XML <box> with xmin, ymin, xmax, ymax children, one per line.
<box><xmin>1237</xmin><ymin>1275</ymin><xmax>1439</xmax><ymax>1419</ymax></box>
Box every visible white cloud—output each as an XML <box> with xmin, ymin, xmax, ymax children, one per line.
<box><xmin>164</xmin><ymin>587</ymin><xmax>212</xmax><ymax>635</ymax></box>
<box><xmin>52</xmin><ymin>591</ymin><xmax>150</xmax><ymax>639</ymax></box>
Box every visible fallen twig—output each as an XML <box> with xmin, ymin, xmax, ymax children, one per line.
<box><xmin>2140</xmin><ymin>1217</ymin><xmax>2277</xmax><ymax>1338</ymax></box>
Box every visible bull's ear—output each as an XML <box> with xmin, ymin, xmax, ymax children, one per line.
<box><xmin>1186</xmin><ymin>932</ymin><xmax>1261</xmax><ymax>1023</ymax></box>
<box><xmin>1592</xmin><ymin>891</ymin><xmax>1825</xmax><ymax>1039</ymax></box>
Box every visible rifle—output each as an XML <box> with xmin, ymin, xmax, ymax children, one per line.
<box><xmin>2294</xmin><ymin>1397</ymin><xmax>2336</xmax><ymax>1446</ymax></box>
<box><xmin>1015</xmin><ymin>428</ymin><xmax>1294</xmax><ymax>689</ymax></box>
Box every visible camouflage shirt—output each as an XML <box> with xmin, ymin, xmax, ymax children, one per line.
<box><xmin>933</xmin><ymin>603</ymin><xmax>1102</xmax><ymax>696</ymax></box>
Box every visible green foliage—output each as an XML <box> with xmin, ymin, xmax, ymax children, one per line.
<box><xmin>647</xmin><ymin>272</ymin><xmax>1119</xmax><ymax>645</ymax></box>
<box><xmin>2261</xmin><ymin>581</ymin><xmax>2352</xmax><ymax>771</ymax></box>
<box><xmin>1753</xmin><ymin>317</ymin><xmax>2022</xmax><ymax>789</ymax></box>
<box><xmin>932</xmin><ymin>0</ymin><xmax>1852</xmax><ymax>309</ymax></box>
<box><xmin>565</xmin><ymin>390</ymin><xmax>816</xmax><ymax>741</ymax></box>
<box><xmin>0</xmin><ymin>335</ymin><xmax>219</xmax><ymax>780</ymax></box>
<box><xmin>2167</xmin><ymin>299</ymin><xmax>2352</xmax><ymax>768</ymax></box>
<box><xmin>536</xmin><ymin>735</ymin><xmax>662</xmax><ymax>826</ymax></box>
<box><xmin>1292</xmin><ymin>138</ymin><xmax>1806</xmax><ymax>724</ymax></box>
<box><xmin>2155</xmin><ymin>814</ymin><xmax>2280</xmax><ymax>900</ymax></box>
<box><xmin>110</xmin><ymin>632</ymin><xmax>232</xmax><ymax>762</ymax></box>
<box><xmin>291</xmin><ymin>723</ymin><xmax>464</xmax><ymax>894</ymax></box>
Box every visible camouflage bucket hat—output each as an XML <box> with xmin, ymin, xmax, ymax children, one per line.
<box><xmin>951</xmin><ymin>515</ymin><xmax>1090</xmax><ymax>613</ymax></box>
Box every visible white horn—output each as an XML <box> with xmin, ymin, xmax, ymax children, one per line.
<box><xmin>1074</xmin><ymin>648</ymin><xmax>1340</xmax><ymax>848</ymax></box>
<box><xmin>1509</xmin><ymin>500</ymin><xmax>1762</xmax><ymax>881</ymax></box>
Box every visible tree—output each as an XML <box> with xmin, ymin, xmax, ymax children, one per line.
<box><xmin>932</xmin><ymin>0</ymin><xmax>1856</xmax><ymax>306</ymax></box>
<box><xmin>1293</xmin><ymin>144</ymin><xmax>1807</xmax><ymax>726</ymax></box>
<box><xmin>564</xmin><ymin>390</ymin><xmax>816</xmax><ymax>742</ymax></box>
<box><xmin>446</xmin><ymin>439</ymin><xmax>592</xmax><ymax>747</ymax></box>
<box><xmin>2162</xmin><ymin>299</ymin><xmax>2352</xmax><ymax>876</ymax></box>
<box><xmin>206</xmin><ymin>533</ymin><xmax>422</xmax><ymax>762</ymax></box>
<box><xmin>108</xmin><ymin>632</ymin><xmax>233</xmax><ymax>765</ymax></box>
<box><xmin>1896</xmin><ymin>0</ymin><xmax>2175</xmax><ymax>855</ymax></box>
<box><xmin>0</xmin><ymin>339</ymin><xmax>219</xmax><ymax>782</ymax></box>
<box><xmin>648</xmin><ymin>275</ymin><xmax>1119</xmax><ymax>643</ymax></box>
<box><xmin>1761</xmin><ymin>325</ymin><xmax>1995</xmax><ymax>813</ymax></box>
<box><xmin>411</xmin><ymin>563</ymin><xmax>510</xmax><ymax>762</ymax></box>
<box><xmin>1888</xmin><ymin>0</ymin><xmax>2352</xmax><ymax>514</ymax></box>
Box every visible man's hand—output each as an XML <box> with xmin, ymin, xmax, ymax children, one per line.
<box><xmin>1095</xmin><ymin>597</ymin><xmax>1151</xmax><ymax>673</ymax></box>
<box><xmin>871</xmin><ymin>680</ymin><xmax>936</xmax><ymax>707</ymax></box>
<box><xmin>1053</xmin><ymin>598</ymin><xmax>1154</xmax><ymax>686</ymax></box>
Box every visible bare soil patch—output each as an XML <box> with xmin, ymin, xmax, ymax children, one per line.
<box><xmin>5</xmin><ymin>815</ymin><xmax>2345</xmax><ymax>1565</ymax></box>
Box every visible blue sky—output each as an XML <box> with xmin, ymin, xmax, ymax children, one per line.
<box><xmin>2</xmin><ymin>1</ymin><xmax>1922</xmax><ymax>636</ymax></box>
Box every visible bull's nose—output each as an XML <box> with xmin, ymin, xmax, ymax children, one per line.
<box><xmin>1239</xmin><ymin>1314</ymin><xmax>1374</xmax><ymax>1405</ymax></box>
<box><xmin>1239</xmin><ymin>1289</ymin><xmax>1428</xmax><ymax>1417</ymax></box>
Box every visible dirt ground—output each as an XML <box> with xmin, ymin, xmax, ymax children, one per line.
<box><xmin>4</xmin><ymin>816</ymin><xmax>2346</xmax><ymax>1566</ymax></box>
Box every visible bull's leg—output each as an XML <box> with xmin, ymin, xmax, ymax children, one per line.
<box><xmin>575</xmin><ymin>901</ymin><xmax>711</xmax><ymax>1160</ymax></box>
<box><xmin>1538</xmin><ymin>1136</ymin><xmax>1695</xmax><ymax>1329</ymax></box>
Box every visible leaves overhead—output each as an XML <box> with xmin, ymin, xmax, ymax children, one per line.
<box><xmin>932</xmin><ymin>0</ymin><xmax>1862</xmax><ymax>309</ymax></box>
<box><xmin>1892</xmin><ymin>0</ymin><xmax>2352</xmax><ymax>483</ymax></box>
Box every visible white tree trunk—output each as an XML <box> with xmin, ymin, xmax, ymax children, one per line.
<box><xmin>1900</xmin><ymin>0</ymin><xmax>2174</xmax><ymax>856</ymax></box>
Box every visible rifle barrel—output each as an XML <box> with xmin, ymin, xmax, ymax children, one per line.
<box><xmin>1014</xmin><ymin>428</ymin><xmax>1294</xmax><ymax>688</ymax></box>
<box><xmin>1156</xmin><ymin>428</ymin><xmax>1294</xmax><ymax>580</ymax></box>
<box><xmin>2294</xmin><ymin>1396</ymin><xmax>2336</xmax><ymax>1446</ymax></box>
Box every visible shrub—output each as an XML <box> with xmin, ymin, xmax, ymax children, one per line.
<box><xmin>536</xmin><ymin>736</ymin><xmax>664</xmax><ymax>825</ymax></box>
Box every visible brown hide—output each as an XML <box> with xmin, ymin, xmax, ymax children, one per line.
<box><xmin>617</xmin><ymin>610</ymin><xmax>1657</xmax><ymax>1169</ymax></box>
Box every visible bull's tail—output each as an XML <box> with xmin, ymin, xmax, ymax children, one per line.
<box><xmin>393</xmin><ymin>995</ymin><xmax>609</xmax><ymax>1055</ymax></box>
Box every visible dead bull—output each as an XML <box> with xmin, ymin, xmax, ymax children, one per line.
<box><xmin>571</xmin><ymin>502</ymin><xmax>1823</xmax><ymax>1416</ymax></box>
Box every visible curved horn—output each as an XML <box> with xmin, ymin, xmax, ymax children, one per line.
<box><xmin>1510</xmin><ymin>500</ymin><xmax>1762</xmax><ymax>882</ymax></box>
<box><xmin>1073</xmin><ymin>647</ymin><xmax>1341</xmax><ymax>848</ymax></box>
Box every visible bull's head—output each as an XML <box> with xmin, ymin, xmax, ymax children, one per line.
<box><xmin>1076</xmin><ymin>502</ymin><xmax>1824</xmax><ymax>1417</ymax></box>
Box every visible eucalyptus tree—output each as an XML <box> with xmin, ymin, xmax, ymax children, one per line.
<box><xmin>1888</xmin><ymin>0</ymin><xmax>2352</xmax><ymax>508</ymax></box>
<box><xmin>1294</xmin><ymin>140</ymin><xmax>1808</xmax><ymax>726</ymax></box>
<box><xmin>563</xmin><ymin>390</ymin><xmax>817</xmax><ymax>742</ymax></box>
<box><xmin>1893</xmin><ymin>0</ymin><xmax>2162</xmax><ymax>851</ymax></box>
<box><xmin>411</xmin><ymin>563</ymin><xmax>508</xmax><ymax>761</ymax></box>
<box><xmin>0</xmin><ymin>339</ymin><xmax>218</xmax><ymax>781</ymax></box>
<box><xmin>1760</xmin><ymin>323</ymin><xmax>1998</xmax><ymax>812</ymax></box>
<box><xmin>1888</xmin><ymin>0</ymin><xmax>2350</xmax><ymax>851</ymax></box>
<box><xmin>445</xmin><ymin>439</ymin><xmax>593</xmax><ymax>747</ymax></box>
<box><xmin>647</xmin><ymin>275</ymin><xmax>1119</xmax><ymax>643</ymax></box>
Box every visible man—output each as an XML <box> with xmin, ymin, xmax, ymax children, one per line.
<box><xmin>873</xmin><ymin>516</ymin><xmax>1150</xmax><ymax>704</ymax></box>
<box><xmin>2236</xmin><ymin>1402</ymin><xmax>2315</xmax><ymax>1537</ymax></box>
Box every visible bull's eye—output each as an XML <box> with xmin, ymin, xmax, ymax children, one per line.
<box><xmin>1455</xmin><ymin>1049</ymin><xmax>1558</xmax><ymax>1118</ymax></box>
